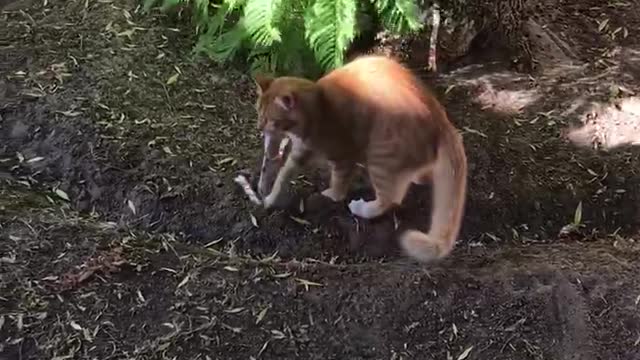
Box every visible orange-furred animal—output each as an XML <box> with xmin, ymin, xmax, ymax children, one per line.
<box><xmin>254</xmin><ymin>55</ymin><xmax>468</xmax><ymax>263</ymax></box>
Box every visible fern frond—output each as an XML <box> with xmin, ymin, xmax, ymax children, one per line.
<box><xmin>195</xmin><ymin>20</ymin><xmax>247</xmax><ymax>63</ymax></box>
<box><xmin>374</xmin><ymin>0</ymin><xmax>423</xmax><ymax>34</ymax></box>
<box><xmin>192</xmin><ymin>0</ymin><xmax>210</xmax><ymax>23</ymax></box>
<box><xmin>225</xmin><ymin>0</ymin><xmax>247</xmax><ymax>12</ymax></box>
<box><xmin>143</xmin><ymin>0</ymin><xmax>160</xmax><ymax>12</ymax></box>
<box><xmin>277</xmin><ymin>16</ymin><xmax>318</xmax><ymax>75</ymax></box>
<box><xmin>246</xmin><ymin>0</ymin><xmax>319</xmax><ymax>77</ymax></box>
<box><xmin>160</xmin><ymin>0</ymin><xmax>187</xmax><ymax>12</ymax></box>
<box><xmin>304</xmin><ymin>0</ymin><xmax>358</xmax><ymax>71</ymax></box>
<box><xmin>145</xmin><ymin>0</ymin><xmax>423</xmax><ymax>78</ymax></box>
<box><xmin>249</xmin><ymin>47</ymin><xmax>276</xmax><ymax>75</ymax></box>
<box><xmin>203</xmin><ymin>1</ymin><xmax>232</xmax><ymax>34</ymax></box>
<box><xmin>243</xmin><ymin>0</ymin><xmax>284</xmax><ymax>46</ymax></box>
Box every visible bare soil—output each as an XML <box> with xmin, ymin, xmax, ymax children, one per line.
<box><xmin>1</xmin><ymin>0</ymin><xmax>640</xmax><ymax>359</ymax></box>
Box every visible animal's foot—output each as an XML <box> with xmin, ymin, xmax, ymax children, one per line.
<box><xmin>263</xmin><ymin>193</ymin><xmax>277</xmax><ymax>209</ymax></box>
<box><xmin>321</xmin><ymin>188</ymin><xmax>346</xmax><ymax>202</ymax></box>
<box><xmin>348</xmin><ymin>198</ymin><xmax>381</xmax><ymax>219</ymax></box>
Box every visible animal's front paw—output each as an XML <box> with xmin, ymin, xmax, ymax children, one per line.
<box><xmin>263</xmin><ymin>193</ymin><xmax>277</xmax><ymax>209</ymax></box>
<box><xmin>321</xmin><ymin>188</ymin><xmax>346</xmax><ymax>202</ymax></box>
<box><xmin>348</xmin><ymin>198</ymin><xmax>369</xmax><ymax>218</ymax></box>
<box><xmin>348</xmin><ymin>198</ymin><xmax>385</xmax><ymax>219</ymax></box>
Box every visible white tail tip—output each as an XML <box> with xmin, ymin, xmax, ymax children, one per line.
<box><xmin>399</xmin><ymin>230</ymin><xmax>453</xmax><ymax>263</ymax></box>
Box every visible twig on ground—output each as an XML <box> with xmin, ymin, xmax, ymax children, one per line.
<box><xmin>428</xmin><ymin>3</ymin><xmax>441</xmax><ymax>72</ymax></box>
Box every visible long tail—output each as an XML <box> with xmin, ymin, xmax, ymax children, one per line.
<box><xmin>400</xmin><ymin>127</ymin><xmax>468</xmax><ymax>262</ymax></box>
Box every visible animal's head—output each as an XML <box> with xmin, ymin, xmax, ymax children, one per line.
<box><xmin>253</xmin><ymin>74</ymin><xmax>318</xmax><ymax>197</ymax></box>
<box><xmin>253</xmin><ymin>74</ymin><xmax>319</xmax><ymax>138</ymax></box>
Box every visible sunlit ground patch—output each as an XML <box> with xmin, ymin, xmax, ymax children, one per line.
<box><xmin>565</xmin><ymin>96</ymin><xmax>640</xmax><ymax>150</ymax></box>
<box><xmin>441</xmin><ymin>66</ymin><xmax>541</xmax><ymax>116</ymax></box>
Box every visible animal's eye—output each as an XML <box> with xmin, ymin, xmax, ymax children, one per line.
<box><xmin>273</xmin><ymin>118</ymin><xmax>292</xmax><ymax>131</ymax></box>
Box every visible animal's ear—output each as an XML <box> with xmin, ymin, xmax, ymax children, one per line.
<box><xmin>274</xmin><ymin>93</ymin><xmax>295</xmax><ymax>111</ymax></box>
<box><xmin>254</xmin><ymin>74</ymin><xmax>274</xmax><ymax>95</ymax></box>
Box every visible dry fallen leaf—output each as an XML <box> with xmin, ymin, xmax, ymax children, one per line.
<box><xmin>177</xmin><ymin>274</ymin><xmax>190</xmax><ymax>288</ymax></box>
<box><xmin>256</xmin><ymin>307</ymin><xmax>268</xmax><ymax>324</ymax></box>
<box><xmin>166</xmin><ymin>73</ymin><xmax>179</xmax><ymax>85</ymax></box>
<box><xmin>290</xmin><ymin>216</ymin><xmax>310</xmax><ymax>226</ymax></box>
<box><xmin>54</xmin><ymin>189</ymin><xmax>70</xmax><ymax>201</ymax></box>
<box><xmin>27</xmin><ymin>156</ymin><xmax>45</xmax><ymax>163</ymax></box>
<box><xmin>0</xmin><ymin>254</ymin><xmax>16</xmax><ymax>264</ymax></box>
<box><xmin>224</xmin><ymin>307</ymin><xmax>244</xmax><ymax>314</ymax></box>
<box><xmin>296</xmin><ymin>278</ymin><xmax>323</xmax><ymax>291</ymax></box>
<box><xmin>598</xmin><ymin>18</ymin><xmax>609</xmax><ymax>32</ymax></box>
<box><xmin>273</xmin><ymin>272</ymin><xmax>292</xmax><ymax>278</ymax></box>
<box><xmin>117</xmin><ymin>29</ymin><xmax>136</xmax><ymax>41</ymax></box>
<box><xmin>57</xmin><ymin>110</ymin><xmax>82</xmax><ymax>117</ymax></box>
<box><xmin>137</xmin><ymin>289</ymin><xmax>146</xmax><ymax>303</ymax></box>
<box><xmin>462</xmin><ymin>126</ymin><xmax>488</xmax><ymax>138</ymax></box>
<box><xmin>445</xmin><ymin>84</ymin><xmax>456</xmax><ymax>94</ymax></box>
<box><xmin>457</xmin><ymin>346</ymin><xmax>473</xmax><ymax>360</ymax></box>
<box><xmin>127</xmin><ymin>199</ymin><xmax>136</xmax><ymax>215</ymax></box>
<box><xmin>574</xmin><ymin>201</ymin><xmax>583</xmax><ymax>225</ymax></box>
<box><xmin>217</xmin><ymin>157</ymin><xmax>234</xmax><ymax>165</ymax></box>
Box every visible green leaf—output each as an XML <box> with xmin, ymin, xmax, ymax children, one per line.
<box><xmin>193</xmin><ymin>0</ymin><xmax>210</xmax><ymax>22</ymax></box>
<box><xmin>304</xmin><ymin>0</ymin><xmax>358</xmax><ymax>71</ymax></box>
<box><xmin>226</xmin><ymin>0</ymin><xmax>248</xmax><ymax>11</ymax></box>
<box><xmin>142</xmin><ymin>0</ymin><xmax>160</xmax><ymax>12</ymax></box>
<box><xmin>249</xmin><ymin>47</ymin><xmax>277</xmax><ymax>75</ymax></box>
<box><xmin>203</xmin><ymin>2</ymin><xmax>232</xmax><ymax>35</ymax></box>
<box><xmin>243</xmin><ymin>0</ymin><xmax>284</xmax><ymax>46</ymax></box>
<box><xmin>374</xmin><ymin>0</ymin><xmax>423</xmax><ymax>34</ymax></box>
<box><xmin>143</xmin><ymin>0</ymin><xmax>421</xmax><ymax>78</ymax></box>
<box><xmin>196</xmin><ymin>20</ymin><xmax>247</xmax><ymax>63</ymax></box>
<box><xmin>268</xmin><ymin>4</ymin><xmax>318</xmax><ymax>76</ymax></box>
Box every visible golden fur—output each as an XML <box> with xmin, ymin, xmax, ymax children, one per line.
<box><xmin>254</xmin><ymin>55</ymin><xmax>468</xmax><ymax>263</ymax></box>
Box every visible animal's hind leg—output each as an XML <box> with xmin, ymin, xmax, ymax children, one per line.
<box><xmin>321</xmin><ymin>160</ymin><xmax>356</xmax><ymax>202</ymax></box>
<box><xmin>348</xmin><ymin>166</ymin><xmax>412</xmax><ymax>219</ymax></box>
